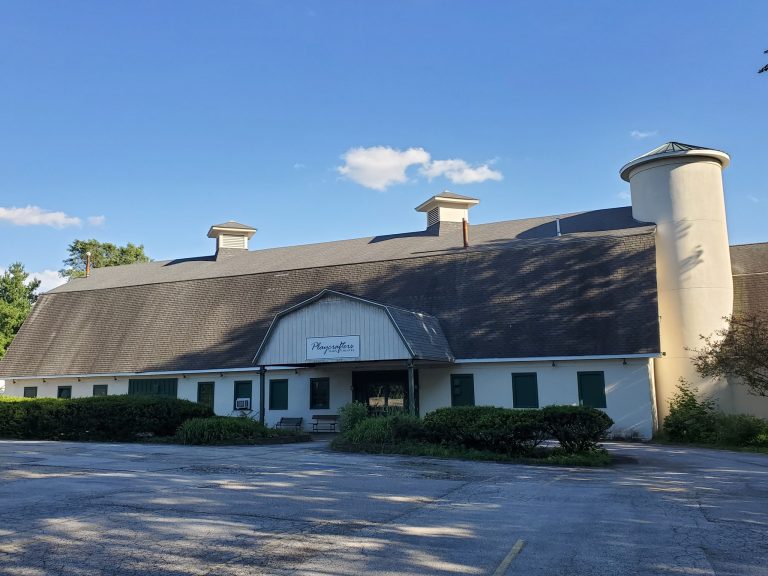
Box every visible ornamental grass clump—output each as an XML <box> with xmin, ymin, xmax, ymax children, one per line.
<box><xmin>176</xmin><ymin>415</ymin><xmax>280</xmax><ymax>445</ymax></box>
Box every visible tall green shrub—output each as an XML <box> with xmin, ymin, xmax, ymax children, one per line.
<box><xmin>339</xmin><ymin>401</ymin><xmax>368</xmax><ymax>434</ymax></box>
<box><xmin>539</xmin><ymin>405</ymin><xmax>614</xmax><ymax>453</ymax></box>
<box><xmin>662</xmin><ymin>382</ymin><xmax>718</xmax><ymax>443</ymax></box>
<box><xmin>176</xmin><ymin>416</ymin><xmax>279</xmax><ymax>445</ymax></box>
<box><xmin>0</xmin><ymin>395</ymin><xmax>213</xmax><ymax>441</ymax></box>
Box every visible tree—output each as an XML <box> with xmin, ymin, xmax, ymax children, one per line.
<box><xmin>692</xmin><ymin>314</ymin><xmax>768</xmax><ymax>397</ymax></box>
<box><xmin>0</xmin><ymin>263</ymin><xmax>41</xmax><ymax>357</ymax></box>
<box><xmin>60</xmin><ymin>239</ymin><xmax>151</xmax><ymax>278</ymax></box>
<box><xmin>760</xmin><ymin>49</ymin><xmax>768</xmax><ymax>74</ymax></box>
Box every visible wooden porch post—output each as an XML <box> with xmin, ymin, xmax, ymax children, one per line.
<box><xmin>407</xmin><ymin>360</ymin><xmax>415</xmax><ymax>416</ymax></box>
<box><xmin>259</xmin><ymin>366</ymin><xmax>266</xmax><ymax>425</ymax></box>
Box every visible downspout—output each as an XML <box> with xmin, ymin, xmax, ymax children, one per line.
<box><xmin>259</xmin><ymin>366</ymin><xmax>266</xmax><ymax>425</ymax></box>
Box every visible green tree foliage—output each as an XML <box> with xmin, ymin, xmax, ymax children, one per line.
<box><xmin>693</xmin><ymin>314</ymin><xmax>768</xmax><ymax>397</ymax></box>
<box><xmin>760</xmin><ymin>49</ymin><xmax>768</xmax><ymax>74</ymax></box>
<box><xmin>0</xmin><ymin>263</ymin><xmax>40</xmax><ymax>357</ymax></box>
<box><xmin>60</xmin><ymin>239</ymin><xmax>151</xmax><ymax>278</ymax></box>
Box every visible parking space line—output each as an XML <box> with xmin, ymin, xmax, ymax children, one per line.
<box><xmin>491</xmin><ymin>538</ymin><xmax>525</xmax><ymax>576</ymax></box>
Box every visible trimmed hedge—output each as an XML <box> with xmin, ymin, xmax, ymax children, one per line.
<box><xmin>538</xmin><ymin>405</ymin><xmax>614</xmax><ymax>453</ymax></box>
<box><xmin>176</xmin><ymin>416</ymin><xmax>281</xmax><ymax>445</ymax></box>
<box><xmin>424</xmin><ymin>406</ymin><xmax>548</xmax><ymax>454</ymax></box>
<box><xmin>345</xmin><ymin>413</ymin><xmax>424</xmax><ymax>444</ymax></box>
<box><xmin>0</xmin><ymin>395</ymin><xmax>213</xmax><ymax>441</ymax></box>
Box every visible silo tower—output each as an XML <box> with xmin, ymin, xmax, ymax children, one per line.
<box><xmin>620</xmin><ymin>142</ymin><xmax>733</xmax><ymax>421</ymax></box>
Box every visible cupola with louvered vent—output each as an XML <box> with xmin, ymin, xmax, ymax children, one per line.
<box><xmin>207</xmin><ymin>221</ymin><xmax>256</xmax><ymax>258</ymax></box>
<box><xmin>415</xmin><ymin>191</ymin><xmax>479</xmax><ymax>230</ymax></box>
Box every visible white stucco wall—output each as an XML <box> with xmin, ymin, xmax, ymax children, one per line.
<box><xmin>2</xmin><ymin>358</ymin><xmax>655</xmax><ymax>438</ymax></box>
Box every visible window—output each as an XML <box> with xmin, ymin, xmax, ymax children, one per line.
<box><xmin>269</xmin><ymin>379</ymin><xmax>288</xmax><ymax>410</ymax></box>
<box><xmin>23</xmin><ymin>386</ymin><xmax>37</xmax><ymax>398</ymax></box>
<box><xmin>197</xmin><ymin>381</ymin><xmax>215</xmax><ymax>409</ymax></box>
<box><xmin>57</xmin><ymin>386</ymin><xmax>72</xmax><ymax>399</ymax></box>
<box><xmin>310</xmin><ymin>378</ymin><xmax>330</xmax><ymax>410</ymax></box>
<box><xmin>234</xmin><ymin>380</ymin><xmax>252</xmax><ymax>410</ymax></box>
<box><xmin>512</xmin><ymin>373</ymin><xmax>539</xmax><ymax>408</ymax></box>
<box><xmin>578</xmin><ymin>372</ymin><xmax>607</xmax><ymax>408</ymax></box>
<box><xmin>93</xmin><ymin>385</ymin><xmax>108</xmax><ymax>397</ymax></box>
<box><xmin>128</xmin><ymin>378</ymin><xmax>178</xmax><ymax>397</ymax></box>
<box><xmin>450</xmin><ymin>374</ymin><xmax>475</xmax><ymax>407</ymax></box>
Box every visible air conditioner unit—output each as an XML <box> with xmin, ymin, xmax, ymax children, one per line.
<box><xmin>235</xmin><ymin>398</ymin><xmax>251</xmax><ymax>410</ymax></box>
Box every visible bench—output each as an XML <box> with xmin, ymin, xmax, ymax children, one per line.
<box><xmin>312</xmin><ymin>414</ymin><xmax>339</xmax><ymax>432</ymax></box>
<box><xmin>275</xmin><ymin>417</ymin><xmax>303</xmax><ymax>431</ymax></box>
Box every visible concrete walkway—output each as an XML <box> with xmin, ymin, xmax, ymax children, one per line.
<box><xmin>0</xmin><ymin>439</ymin><xmax>766</xmax><ymax>575</ymax></box>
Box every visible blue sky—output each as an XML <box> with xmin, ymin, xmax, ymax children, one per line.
<box><xmin>1</xmin><ymin>1</ymin><xmax>767</xmax><ymax>291</ymax></box>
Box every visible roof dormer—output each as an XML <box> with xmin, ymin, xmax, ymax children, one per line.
<box><xmin>207</xmin><ymin>221</ymin><xmax>256</xmax><ymax>258</ymax></box>
<box><xmin>415</xmin><ymin>191</ymin><xmax>479</xmax><ymax>230</ymax></box>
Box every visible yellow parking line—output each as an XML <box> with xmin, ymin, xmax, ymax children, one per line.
<box><xmin>491</xmin><ymin>539</ymin><xmax>525</xmax><ymax>576</ymax></box>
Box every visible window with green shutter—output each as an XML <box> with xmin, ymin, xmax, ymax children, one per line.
<box><xmin>197</xmin><ymin>382</ymin><xmax>215</xmax><ymax>409</ymax></box>
<box><xmin>578</xmin><ymin>372</ymin><xmax>607</xmax><ymax>408</ymax></box>
<box><xmin>450</xmin><ymin>374</ymin><xmax>475</xmax><ymax>407</ymax></box>
<box><xmin>23</xmin><ymin>386</ymin><xmax>37</xmax><ymax>398</ymax></box>
<box><xmin>128</xmin><ymin>378</ymin><xmax>178</xmax><ymax>397</ymax></box>
<box><xmin>57</xmin><ymin>386</ymin><xmax>72</xmax><ymax>399</ymax></box>
<box><xmin>512</xmin><ymin>373</ymin><xmax>539</xmax><ymax>408</ymax></box>
<box><xmin>269</xmin><ymin>379</ymin><xmax>289</xmax><ymax>410</ymax></box>
<box><xmin>234</xmin><ymin>381</ymin><xmax>252</xmax><ymax>410</ymax></box>
<box><xmin>310</xmin><ymin>378</ymin><xmax>330</xmax><ymax>410</ymax></box>
<box><xmin>93</xmin><ymin>384</ymin><xmax>108</xmax><ymax>397</ymax></box>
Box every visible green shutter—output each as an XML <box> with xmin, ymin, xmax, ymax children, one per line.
<box><xmin>450</xmin><ymin>374</ymin><xmax>475</xmax><ymax>407</ymax></box>
<box><xmin>234</xmin><ymin>381</ymin><xmax>252</xmax><ymax>409</ymax></box>
<box><xmin>57</xmin><ymin>386</ymin><xmax>72</xmax><ymax>399</ymax></box>
<box><xmin>512</xmin><ymin>373</ymin><xmax>539</xmax><ymax>408</ymax></box>
<box><xmin>310</xmin><ymin>378</ymin><xmax>330</xmax><ymax>409</ymax></box>
<box><xmin>269</xmin><ymin>379</ymin><xmax>289</xmax><ymax>410</ymax></box>
<box><xmin>23</xmin><ymin>387</ymin><xmax>37</xmax><ymax>398</ymax></box>
<box><xmin>93</xmin><ymin>385</ymin><xmax>108</xmax><ymax>397</ymax></box>
<box><xmin>197</xmin><ymin>382</ymin><xmax>215</xmax><ymax>409</ymax></box>
<box><xmin>578</xmin><ymin>372</ymin><xmax>607</xmax><ymax>408</ymax></box>
<box><xmin>128</xmin><ymin>378</ymin><xmax>178</xmax><ymax>397</ymax></box>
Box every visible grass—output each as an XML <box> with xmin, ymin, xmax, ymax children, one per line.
<box><xmin>331</xmin><ymin>438</ymin><xmax>612</xmax><ymax>467</ymax></box>
<box><xmin>176</xmin><ymin>416</ymin><xmax>311</xmax><ymax>445</ymax></box>
<box><xmin>651</xmin><ymin>436</ymin><xmax>768</xmax><ymax>455</ymax></box>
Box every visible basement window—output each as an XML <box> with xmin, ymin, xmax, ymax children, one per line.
<box><xmin>23</xmin><ymin>387</ymin><xmax>37</xmax><ymax>398</ymax></box>
<box><xmin>57</xmin><ymin>386</ymin><xmax>72</xmax><ymax>399</ymax></box>
<box><xmin>93</xmin><ymin>385</ymin><xmax>108</xmax><ymax>397</ymax></box>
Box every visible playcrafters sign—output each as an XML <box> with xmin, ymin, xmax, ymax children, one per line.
<box><xmin>306</xmin><ymin>336</ymin><xmax>360</xmax><ymax>360</ymax></box>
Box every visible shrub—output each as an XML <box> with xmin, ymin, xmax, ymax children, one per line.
<box><xmin>389</xmin><ymin>413</ymin><xmax>425</xmax><ymax>441</ymax></box>
<box><xmin>0</xmin><ymin>395</ymin><xmax>213</xmax><ymax>441</ymax></box>
<box><xmin>176</xmin><ymin>415</ymin><xmax>280</xmax><ymax>445</ymax></box>
<box><xmin>713</xmin><ymin>414</ymin><xmax>767</xmax><ymax>446</ymax></box>
<box><xmin>423</xmin><ymin>406</ymin><xmax>547</xmax><ymax>455</ymax></box>
<box><xmin>339</xmin><ymin>401</ymin><xmax>368</xmax><ymax>434</ymax></box>
<box><xmin>662</xmin><ymin>382</ymin><xmax>718</xmax><ymax>443</ymax></box>
<box><xmin>346</xmin><ymin>417</ymin><xmax>395</xmax><ymax>444</ymax></box>
<box><xmin>538</xmin><ymin>405</ymin><xmax>614</xmax><ymax>453</ymax></box>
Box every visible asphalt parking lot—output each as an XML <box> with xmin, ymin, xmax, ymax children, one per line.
<box><xmin>0</xmin><ymin>439</ymin><xmax>766</xmax><ymax>576</ymax></box>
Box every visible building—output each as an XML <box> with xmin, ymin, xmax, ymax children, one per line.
<box><xmin>1</xmin><ymin>142</ymin><xmax>767</xmax><ymax>438</ymax></box>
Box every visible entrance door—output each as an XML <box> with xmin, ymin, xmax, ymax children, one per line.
<box><xmin>352</xmin><ymin>370</ymin><xmax>419</xmax><ymax>416</ymax></box>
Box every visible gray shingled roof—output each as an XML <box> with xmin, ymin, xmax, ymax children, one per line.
<box><xmin>0</xmin><ymin>208</ymin><xmax>660</xmax><ymax>377</ymax></box>
<box><xmin>731</xmin><ymin>243</ymin><xmax>768</xmax><ymax>319</ymax></box>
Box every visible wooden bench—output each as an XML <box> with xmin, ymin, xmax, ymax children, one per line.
<box><xmin>312</xmin><ymin>414</ymin><xmax>339</xmax><ymax>432</ymax></box>
<box><xmin>275</xmin><ymin>417</ymin><xmax>303</xmax><ymax>431</ymax></box>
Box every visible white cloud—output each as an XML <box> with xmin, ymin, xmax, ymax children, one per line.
<box><xmin>88</xmin><ymin>215</ymin><xmax>106</xmax><ymax>226</ymax></box>
<box><xmin>0</xmin><ymin>205</ymin><xmax>81</xmax><ymax>228</ymax></box>
<box><xmin>630</xmin><ymin>130</ymin><xmax>658</xmax><ymax>140</ymax></box>
<box><xmin>420</xmin><ymin>159</ymin><xmax>502</xmax><ymax>184</ymax></box>
<box><xmin>293</xmin><ymin>163</ymin><xmax>306</xmax><ymax>170</ymax></box>
<box><xmin>618</xmin><ymin>190</ymin><xmax>631</xmax><ymax>200</ymax></box>
<box><xmin>337</xmin><ymin>146</ymin><xmax>503</xmax><ymax>190</ymax></box>
<box><xmin>0</xmin><ymin>267</ymin><xmax>65</xmax><ymax>294</ymax></box>
<box><xmin>30</xmin><ymin>270</ymin><xmax>67</xmax><ymax>293</ymax></box>
<box><xmin>337</xmin><ymin>146</ymin><xmax>431</xmax><ymax>191</ymax></box>
<box><xmin>747</xmin><ymin>194</ymin><xmax>760</xmax><ymax>204</ymax></box>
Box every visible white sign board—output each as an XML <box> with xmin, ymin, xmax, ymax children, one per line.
<box><xmin>306</xmin><ymin>336</ymin><xmax>360</xmax><ymax>360</ymax></box>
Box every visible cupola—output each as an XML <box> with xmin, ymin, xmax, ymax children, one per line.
<box><xmin>207</xmin><ymin>221</ymin><xmax>256</xmax><ymax>258</ymax></box>
<box><xmin>415</xmin><ymin>191</ymin><xmax>479</xmax><ymax>230</ymax></box>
